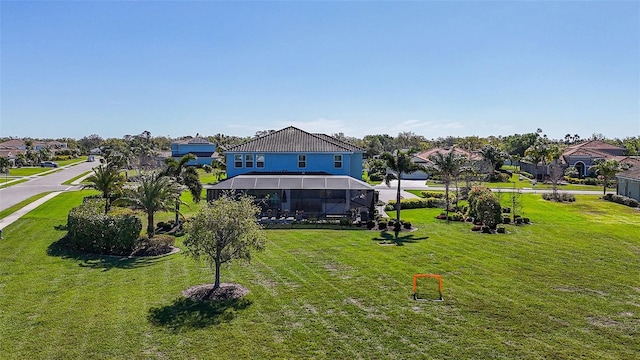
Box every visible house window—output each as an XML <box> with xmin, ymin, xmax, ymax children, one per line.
<box><xmin>298</xmin><ymin>154</ymin><xmax>306</xmax><ymax>168</ymax></box>
<box><xmin>245</xmin><ymin>154</ymin><xmax>254</xmax><ymax>168</ymax></box>
<box><xmin>234</xmin><ymin>154</ymin><xmax>242</xmax><ymax>168</ymax></box>
<box><xmin>334</xmin><ymin>154</ymin><xmax>343</xmax><ymax>168</ymax></box>
<box><xmin>256</xmin><ymin>154</ymin><xmax>265</xmax><ymax>168</ymax></box>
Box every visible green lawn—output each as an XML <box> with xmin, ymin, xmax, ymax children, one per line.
<box><xmin>57</xmin><ymin>157</ymin><xmax>88</xmax><ymax>166</ymax></box>
<box><xmin>423</xmin><ymin>174</ymin><xmax>606</xmax><ymax>192</ymax></box>
<box><xmin>8</xmin><ymin>167</ymin><xmax>50</xmax><ymax>176</ymax></box>
<box><xmin>0</xmin><ymin>192</ymin><xmax>55</xmax><ymax>220</ymax></box>
<box><xmin>197</xmin><ymin>168</ymin><xmax>224</xmax><ymax>185</ymax></box>
<box><xmin>1</xmin><ymin>191</ymin><xmax>638</xmax><ymax>359</ymax></box>
<box><xmin>0</xmin><ymin>179</ymin><xmax>28</xmax><ymax>189</ymax></box>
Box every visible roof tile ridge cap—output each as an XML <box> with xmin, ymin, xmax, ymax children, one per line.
<box><xmin>310</xmin><ymin>132</ymin><xmax>363</xmax><ymax>152</ymax></box>
<box><xmin>227</xmin><ymin>126</ymin><xmax>297</xmax><ymax>151</ymax></box>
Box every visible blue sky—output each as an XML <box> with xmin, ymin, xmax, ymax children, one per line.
<box><xmin>1</xmin><ymin>1</ymin><xmax>638</xmax><ymax>140</ymax></box>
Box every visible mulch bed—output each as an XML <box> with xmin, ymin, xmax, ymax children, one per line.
<box><xmin>182</xmin><ymin>283</ymin><xmax>249</xmax><ymax>301</ymax></box>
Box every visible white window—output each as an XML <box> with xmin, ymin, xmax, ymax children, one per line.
<box><xmin>334</xmin><ymin>154</ymin><xmax>343</xmax><ymax>168</ymax></box>
<box><xmin>298</xmin><ymin>154</ymin><xmax>306</xmax><ymax>168</ymax></box>
<box><xmin>256</xmin><ymin>154</ymin><xmax>265</xmax><ymax>168</ymax></box>
<box><xmin>234</xmin><ymin>154</ymin><xmax>242</xmax><ymax>168</ymax></box>
<box><xmin>245</xmin><ymin>154</ymin><xmax>254</xmax><ymax>168</ymax></box>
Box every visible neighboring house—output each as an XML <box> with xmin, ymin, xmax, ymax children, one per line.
<box><xmin>170</xmin><ymin>135</ymin><xmax>217</xmax><ymax>166</ymax></box>
<box><xmin>205</xmin><ymin>126</ymin><xmax>374</xmax><ymax>219</ymax></box>
<box><xmin>0</xmin><ymin>139</ymin><xmax>68</xmax><ymax>151</ymax></box>
<box><xmin>0</xmin><ymin>149</ymin><xmax>23</xmax><ymax>165</ymax></box>
<box><xmin>616</xmin><ymin>165</ymin><xmax>640</xmax><ymax>202</ymax></box>
<box><xmin>562</xmin><ymin>140</ymin><xmax>627</xmax><ymax>177</ymax></box>
<box><xmin>521</xmin><ymin>140</ymin><xmax>629</xmax><ymax>179</ymax></box>
<box><xmin>406</xmin><ymin>147</ymin><xmax>482</xmax><ymax>180</ymax></box>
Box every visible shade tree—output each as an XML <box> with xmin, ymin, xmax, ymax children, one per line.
<box><xmin>183</xmin><ymin>192</ymin><xmax>265</xmax><ymax>294</ymax></box>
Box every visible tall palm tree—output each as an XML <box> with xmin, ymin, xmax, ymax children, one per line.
<box><xmin>479</xmin><ymin>144</ymin><xmax>507</xmax><ymax>177</ymax></box>
<box><xmin>524</xmin><ymin>139</ymin><xmax>552</xmax><ymax>180</ymax></box>
<box><xmin>117</xmin><ymin>172</ymin><xmax>183</xmax><ymax>238</ymax></box>
<box><xmin>83</xmin><ymin>164</ymin><xmax>126</xmax><ymax>214</ymax></box>
<box><xmin>211</xmin><ymin>157</ymin><xmax>226</xmax><ymax>182</ymax></box>
<box><xmin>428</xmin><ymin>149</ymin><xmax>468</xmax><ymax>222</ymax></box>
<box><xmin>592</xmin><ymin>159</ymin><xmax>620</xmax><ymax>195</ymax></box>
<box><xmin>161</xmin><ymin>153</ymin><xmax>202</xmax><ymax>224</ymax></box>
<box><xmin>381</xmin><ymin>148</ymin><xmax>426</xmax><ymax>224</ymax></box>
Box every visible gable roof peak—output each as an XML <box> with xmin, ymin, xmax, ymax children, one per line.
<box><xmin>225</xmin><ymin>126</ymin><xmax>363</xmax><ymax>153</ymax></box>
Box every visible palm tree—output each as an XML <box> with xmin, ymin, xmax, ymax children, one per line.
<box><xmin>381</xmin><ymin>148</ymin><xmax>426</xmax><ymax>224</ymax></box>
<box><xmin>161</xmin><ymin>153</ymin><xmax>202</xmax><ymax>224</ymax></box>
<box><xmin>592</xmin><ymin>159</ymin><xmax>620</xmax><ymax>195</ymax></box>
<box><xmin>117</xmin><ymin>172</ymin><xmax>183</xmax><ymax>238</ymax></box>
<box><xmin>211</xmin><ymin>157</ymin><xmax>226</xmax><ymax>182</ymax></box>
<box><xmin>479</xmin><ymin>144</ymin><xmax>507</xmax><ymax>178</ymax></box>
<box><xmin>428</xmin><ymin>149</ymin><xmax>468</xmax><ymax>222</ymax></box>
<box><xmin>524</xmin><ymin>139</ymin><xmax>552</xmax><ymax>180</ymax></box>
<box><xmin>83</xmin><ymin>164</ymin><xmax>126</xmax><ymax>214</ymax></box>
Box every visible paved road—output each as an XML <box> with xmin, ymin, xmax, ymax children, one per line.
<box><xmin>0</xmin><ymin>161</ymin><xmax>98</xmax><ymax>211</ymax></box>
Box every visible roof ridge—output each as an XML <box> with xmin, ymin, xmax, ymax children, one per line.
<box><xmin>225</xmin><ymin>126</ymin><xmax>362</xmax><ymax>153</ymax></box>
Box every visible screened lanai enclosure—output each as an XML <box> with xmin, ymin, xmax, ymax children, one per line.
<box><xmin>205</xmin><ymin>174</ymin><xmax>375</xmax><ymax>220</ymax></box>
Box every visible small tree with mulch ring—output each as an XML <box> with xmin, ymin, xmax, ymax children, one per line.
<box><xmin>183</xmin><ymin>192</ymin><xmax>265</xmax><ymax>300</ymax></box>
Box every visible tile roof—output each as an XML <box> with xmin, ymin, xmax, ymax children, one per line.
<box><xmin>0</xmin><ymin>139</ymin><xmax>25</xmax><ymax>148</ymax></box>
<box><xmin>225</xmin><ymin>126</ymin><xmax>364</xmax><ymax>153</ymax></box>
<box><xmin>616</xmin><ymin>165</ymin><xmax>640</xmax><ymax>180</ymax></box>
<box><xmin>564</xmin><ymin>140</ymin><xmax>625</xmax><ymax>156</ymax></box>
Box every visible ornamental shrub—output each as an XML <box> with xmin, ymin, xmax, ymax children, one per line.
<box><xmin>387</xmin><ymin>197</ymin><xmax>442</xmax><ymax>210</ymax></box>
<box><xmin>378</xmin><ymin>221</ymin><xmax>388</xmax><ymax>230</ymax></box>
<box><xmin>339</xmin><ymin>217</ymin><xmax>353</xmax><ymax>226</ymax></box>
<box><xmin>420</xmin><ymin>191</ymin><xmax>445</xmax><ymax>199</ymax></box>
<box><xmin>403</xmin><ymin>221</ymin><xmax>412</xmax><ymax>229</ymax></box>
<box><xmin>466</xmin><ymin>186</ymin><xmax>502</xmax><ymax>229</ymax></box>
<box><xmin>67</xmin><ymin>199</ymin><xmax>142</xmax><ymax>255</ymax></box>
<box><xmin>133</xmin><ymin>234</ymin><xmax>175</xmax><ymax>256</ymax></box>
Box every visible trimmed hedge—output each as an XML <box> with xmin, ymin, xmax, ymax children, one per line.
<box><xmin>385</xmin><ymin>197</ymin><xmax>443</xmax><ymax>211</ymax></box>
<box><xmin>603</xmin><ymin>193</ymin><xmax>640</xmax><ymax>208</ymax></box>
<box><xmin>67</xmin><ymin>199</ymin><xmax>142</xmax><ymax>255</ymax></box>
<box><xmin>420</xmin><ymin>191</ymin><xmax>445</xmax><ymax>199</ymax></box>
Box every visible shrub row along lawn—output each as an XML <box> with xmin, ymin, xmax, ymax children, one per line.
<box><xmin>0</xmin><ymin>191</ymin><xmax>638</xmax><ymax>359</ymax></box>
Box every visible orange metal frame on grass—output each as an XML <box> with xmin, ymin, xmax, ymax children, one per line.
<box><xmin>413</xmin><ymin>274</ymin><xmax>443</xmax><ymax>301</ymax></box>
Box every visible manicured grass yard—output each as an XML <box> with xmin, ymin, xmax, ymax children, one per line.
<box><xmin>8</xmin><ymin>167</ymin><xmax>51</xmax><ymax>176</ymax></box>
<box><xmin>0</xmin><ymin>191</ymin><xmax>638</xmax><ymax>359</ymax></box>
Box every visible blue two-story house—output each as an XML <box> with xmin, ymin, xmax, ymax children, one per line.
<box><xmin>205</xmin><ymin>126</ymin><xmax>374</xmax><ymax>219</ymax></box>
<box><xmin>170</xmin><ymin>135</ymin><xmax>217</xmax><ymax>166</ymax></box>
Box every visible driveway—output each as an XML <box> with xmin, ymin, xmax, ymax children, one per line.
<box><xmin>0</xmin><ymin>161</ymin><xmax>98</xmax><ymax>211</ymax></box>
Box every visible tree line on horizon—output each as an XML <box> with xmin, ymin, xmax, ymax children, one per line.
<box><xmin>2</xmin><ymin>129</ymin><xmax>640</xmax><ymax>159</ymax></box>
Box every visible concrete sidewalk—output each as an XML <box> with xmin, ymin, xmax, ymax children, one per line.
<box><xmin>0</xmin><ymin>169</ymin><xmax>93</xmax><ymax>230</ymax></box>
<box><xmin>0</xmin><ymin>191</ymin><xmax>64</xmax><ymax>229</ymax></box>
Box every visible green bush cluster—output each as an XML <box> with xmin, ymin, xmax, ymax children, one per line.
<box><xmin>133</xmin><ymin>234</ymin><xmax>175</xmax><ymax>256</ymax></box>
<box><xmin>466</xmin><ymin>186</ymin><xmax>502</xmax><ymax>229</ymax></box>
<box><xmin>420</xmin><ymin>191</ymin><xmax>445</xmax><ymax>198</ymax></box>
<box><xmin>487</xmin><ymin>172</ymin><xmax>511</xmax><ymax>182</ymax></box>
<box><xmin>385</xmin><ymin>197</ymin><xmax>442</xmax><ymax>211</ymax></box>
<box><xmin>603</xmin><ymin>193</ymin><xmax>640</xmax><ymax>208</ymax></box>
<box><xmin>542</xmin><ymin>193</ymin><xmax>576</xmax><ymax>202</ymax></box>
<box><xmin>67</xmin><ymin>199</ymin><xmax>142</xmax><ymax>255</ymax></box>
